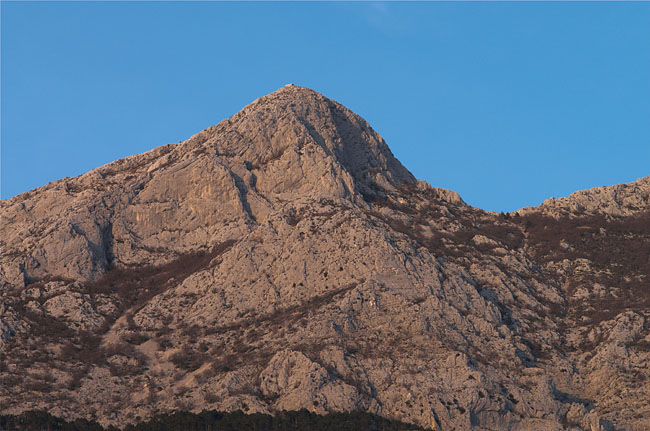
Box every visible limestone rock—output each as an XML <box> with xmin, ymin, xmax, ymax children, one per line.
<box><xmin>518</xmin><ymin>176</ymin><xmax>650</xmax><ymax>217</ymax></box>
<box><xmin>0</xmin><ymin>85</ymin><xmax>648</xmax><ymax>431</ymax></box>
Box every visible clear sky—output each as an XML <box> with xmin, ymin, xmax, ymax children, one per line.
<box><xmin>2</xmin><ymin>2</ymin><xmax>649</xmax><ymax>212</ymax></box>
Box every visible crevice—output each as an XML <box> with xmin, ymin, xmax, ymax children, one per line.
<box><xmin>230</xmin><ymin>170</ymin><xmax>256</xmax><ymax>223</ymax></box>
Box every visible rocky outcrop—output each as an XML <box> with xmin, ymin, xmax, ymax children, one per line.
<box><xmin>0</xmin><ymin>85</ymin><xmax>648</xmax><ymax>431</ymax></box>
<box><xmin>518</xmin><ymin>175</ymin><xmax>650</xmax><ymax>217</ymax></box>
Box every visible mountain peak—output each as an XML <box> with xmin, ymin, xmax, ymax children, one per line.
<box><xmin>2</xmin><ymin>86</ymin><xmax>650</xmax><ymax>431</ymax></box>
<box><xmin>194</xmin><ymin>85</ymin><xmax>415</xmax><ymax>201</ymax></box>
<box><xmin>518</xmin><ymin>175</ymin><xmax>650</xmax><ymax>217</ymax></box>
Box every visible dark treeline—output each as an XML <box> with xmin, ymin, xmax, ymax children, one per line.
<box><xmin>0</xmin><ymin>410</ymin><xmax>426</xmax><ymax>431</ymax></box>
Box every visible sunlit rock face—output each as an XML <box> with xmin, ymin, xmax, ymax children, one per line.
<box><xmin>1</xmin><ymin>85</ymin><xmax>648</xmax><ymax>431</ymax></box>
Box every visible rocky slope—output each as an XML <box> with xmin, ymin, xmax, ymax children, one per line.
<box><xmin>518</xmin><ymin>176</ymin><xmax>650</xmax><ymax>217</ymax></box>
<box><xmin>1</xmin><ymin>85</ymin><xmax>648</xmax><ymax>431</ymax></box>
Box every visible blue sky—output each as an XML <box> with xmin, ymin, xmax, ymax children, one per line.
<box><xmin>2</xmin><ymin>2</ymin><xmax>649</xmax><ymax>212</ymax></box>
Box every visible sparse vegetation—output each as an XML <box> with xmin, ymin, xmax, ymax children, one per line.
<box><xmin>0</xmin><ymin>410</ymin><xmax>427</xmax><ymax>431</ymax></box>
<box><xmin>516</xmin><ymin>212</ymin><xmax>650</xmax><ymax>325</ymax></box>
<box><xmin>87</xmin><ymin>239</ymin><xmax>237</xmax><ymax>315</ymax></box>
<box><xmin>169</xmin><ymin>345</ymin><xmax>207</xmax><ymax>372</ymax></box>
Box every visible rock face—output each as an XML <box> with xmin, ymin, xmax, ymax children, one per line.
<box><xmin>518</xmin><ymin>175</ymin><xmax>650</xmax><ymax>217</ymax></box>
<box><xmin>0</xmin><ymin>85</ymin><xmax>648</xmax><ymax>431</ymax></box>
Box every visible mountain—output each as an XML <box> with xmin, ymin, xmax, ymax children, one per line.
<box><xmin>518</xmin><ymin>176</ymin><xmax>650</xmax><ymax>217</ymax></box>
<box><xmin>1</xmin><ymin>85</ymin><xmax>648</xmax><ymax>431</ymax></box>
